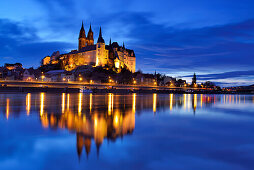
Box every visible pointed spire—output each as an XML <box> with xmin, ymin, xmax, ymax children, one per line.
<box><xmin>97</xmin><ymin>26</ymin><xmax>105</xmax><ymax>43</ymax></box>
<box><xmin>89</xmin><ymin>22</ymin><xmax>92</xmax><ymax>32</ymax></box>
<box><xmin>79</xmin><ymin>21</ymin><xmax>86</xmax><ymax>39</ymax></box>
<box><xmin>109</xmin><ymin>38</ymin><xmax>112</xmax><ymax>45</ymax></box>
<box><xmin>123</xmin><ymin>42</ymin><xmax>125</xmax><ymax>49</ymax></box>
<box><xmin>99</xmin><ymin>27</ymin><xmax>102</xmax><ymax>37</ymax></box>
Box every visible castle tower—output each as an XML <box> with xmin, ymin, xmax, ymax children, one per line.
<box><xmin>97</xmin><ymin>27</ymin><xmax>105</xmax><ymax>44</ymax></box>
<box><xmin>87</xmin><ymin>23</ymin><xmax>94</xmax><ymax>46</ymax></box>
<box><xmin>79</xmin><ymin>21</ymin><xmax>87</xmax><ymax>51</ymax></box>
<box><xmin>96</xmin><ymin>27</ymin><xmax>107</xmax><ymax>66</ymax></box>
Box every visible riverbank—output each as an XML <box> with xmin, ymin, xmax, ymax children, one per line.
<box><xmin>0</xmin><ymin>86</ymin><xmax>253</xmax><ymax>94</ymax></box>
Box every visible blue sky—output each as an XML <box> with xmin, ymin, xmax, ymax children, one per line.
<box><xmin>0</xmin><ymin>0</ymin><xmax>254</xmax><ymax>86</ymax></box>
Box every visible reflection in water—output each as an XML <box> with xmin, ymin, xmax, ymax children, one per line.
<box><xmin>170</xmin><ymin>94</ymin><xmax>173</xmax><ymax>111</ymax></box>
<box><xmin>62</xmin><ymin>93</ymin><xmax>65</xmax><ymax>113</ymax></box>
<box><xmin>2</xmin><ymin>93</ymin><xmax>254</xmax><ymax>160</ymax></box>
<box><xmin>193</xmin><ymin>94</ymin><xmax>197</xmax><ymax>113</ymax></box>
<box><xmin>132</xmin><ymin>93</ymin><xmax>136</xmax><ymax>113</ymax></box>
<box><xmin>90</xmin><ymin>94</ymin><xmax>92</xmax><ymax>112</ymax></box>
<box><xmin>26</xmin><ymin>93</ymin><xmax>31</xmax><ymax>115</ymax></box>
<box><xmin>108</xmin><ymin>93</ymin><xmax>113</xmax><ymax>115</ymax></box>
<box><xmin>6</xmin><ymin>98</ymin><xmax>9</xmax><ymax>120</ymax></box>
<box><xmin>200</xmin><ymin>94</ymin><xmax>203</xmax><ymax>108</ymax></box>
<box><xmin>184</xmin><ymin>94</ymin><xmax>186</xmax><ymax>109</ymax></box>
<box><xmin>67</xmin><ymin>93</ymin><xmax>70</xmax><ymax>110</ymax></box>
<box><xmin>153</xmin><ymin>93</ymin><xmax>157</xmax><ymax>113</ymax></box>
<box><xmin>40</xmin><ymin>92</ymin><xmax>45</xmax><ymax>116</ymax></box>
<box><xmin>78</xmin><ymin>93</ymin><xmax>82</xmax><ymax>115</ymax></box>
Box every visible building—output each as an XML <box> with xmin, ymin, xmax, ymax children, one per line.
<box><xmin>23</xmin><ymin>69</ymin><xmax>35</xmax><ymax>81</ymax></box>
<box><xmin>42</xmin><ymin>22</ymin><xmax>136</xmax><ymax>73</ymax></box>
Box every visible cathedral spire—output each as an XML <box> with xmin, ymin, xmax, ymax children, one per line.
<box><xmin>123</xmin><ymin>42</ymin><xmax>125</xmax><ymax>49</ymax></box>
<box><xmin>89</xmin><ymin>23</ymin><xmax>92</xmax><ymax>32</ymax></box>
<box><xmin>79</xmin><ymin>21</ymin><xmax>86</xmax><ymax>39</ymax></box>
<box><xmin>97</xmin><ymin>26</ymin><xmax>105</xmax><ymax>43</ymax></box>
<box><xmin>109</xmin><ymin>38</ymin><xmax>112</xmax><ymax>45</ymax></box>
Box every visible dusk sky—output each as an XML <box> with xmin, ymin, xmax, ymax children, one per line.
<box><xmin>0</xmin><ymin>0</ymin><xmax>254</xmax><ymax>86</ymax></box>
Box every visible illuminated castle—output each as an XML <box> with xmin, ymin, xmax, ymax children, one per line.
<box><xmin>42</xmin><ymin>22</ymin><xmax>136</xmax><ymax>72</ymax></box>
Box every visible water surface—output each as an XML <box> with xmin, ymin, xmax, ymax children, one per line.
<box><xmin>0</xmin><ymin>93</ymin><xmax>254</xmax><ymax>170</ymax></box>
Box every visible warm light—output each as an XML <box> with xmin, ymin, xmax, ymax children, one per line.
<box><xmin>40</xmin><ymin>93</ymin><xmax>45</xmax><ymax>116</ymax></box>
<box><xmin>67</xmin><ymin>94</ymin><xmax>70</xmax><ymax>110</ymax></box>
<box><xmin>183</xmin><ymin>94</ymin><xmax>187</xmax><ymax>109</ymax></box>
<box><xmin>90</xmin><ymin>93</ymin><xmax>93</xmax><ymax>112</ymax></box>
<box><xmin>94</xmin><ymin>117</ymin><xmax>98</xmax><ymax>127</ymax></box>
<box><xmin>170</xmin><ymin>94</ymin><xmax>173</xmax><ymax>111</ymax></box>
<box><xmin>132</xmin><ymin>93</ymin><xmax>136</xmax><ymax>113</ymax></box>
<box><xmin>26</xmin><ymin>93</ymin><xmax>31</xmax><ymax>115</ymax></box>
<box><xmin>194</xmin><ymin>94</ymin><xmax>197</xmax><ymax>111</ymax></box>
<box><xmin>62</xmin><ymin>93</ymin><xmax>65</xmax><ymax>113</ymax></box>
<box><xmin>115</xmin><ymin>61</ymin><xmax>120</xmax><ymax>68</ymax></box>
<box><xmin>78</xmin><ymin>93</ymin><xmax>82</xmax><ymax>115</ymax></box>
<box><xmin>108</xmin><ymin>93</ymin><xmax>113</xmax><ymax>115</ymax></box>
<box><xmin>63</xmin><ymin>78</ymin><xmax>66</xmax><ymax>81</ymax></box>
<box><xmin>153</xmin><ymin>93</ymin><xmax>157</xmax><ymax>113</ymax></box>
<box><xmin>79</xmin><ymin>77</ymin><xmax>83</xmax><ymax>81</ymax></box>
<box><xmin>154</xmin><ymin>82</ymin><xmax>157</xmax><ymax>86</ymax></box>
<box><xmin>6</xmin><ymin>98</ymin><xmax>9</xmax><ymax>120</ymax></box>
<box><xmin>90</xmin><ymin>80</ymin><xmax>93</xmax><ymax>84</ymax></box>
<box><xmin>133</xmin><ymin>80</ymin><xmax>136</xmax><ymax>84</ymax></box>
<box><xmin>188</xmin><ymin>94</ymin><xmax>191</xmax><ymax>110</ymax></box>
<box><xmin>114</xmin><ymin>115</ymin><xmax>119</xmax><ymax>125</ymax></box>
<box><xmin>201</xmin><ymin>94</ymin><xmax>203</xmax><ymax>108</ymax></box>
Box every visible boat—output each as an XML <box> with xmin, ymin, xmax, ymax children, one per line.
<box><xmin>80</xmin><ymin>87</ymin><xmax>93</xmax><ymax>93</ymax></box>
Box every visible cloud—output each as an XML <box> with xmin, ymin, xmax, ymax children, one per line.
<box><xmin>0</xmin><ymin>19</ymin><xmax>74</xmax><ymax>67</ymax></box>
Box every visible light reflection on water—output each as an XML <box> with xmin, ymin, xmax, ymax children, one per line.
<box><xmin>0</xmin><ymin>93</ymin><xmax>254</xmax><ymax>169</ymax></box>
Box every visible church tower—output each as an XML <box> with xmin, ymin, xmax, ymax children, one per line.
<box><xmin>87</xmin><ymin>23</ymin><xmax>94</xmax><ymax>46</ymax></box>
<box><xmin>96</xmin><ymin>27</ymin><xmax>107</xmax><ymax>66</ymax></box>
<box><xmin>79</xmin><ymin>21</ymin><xmax>87</xmax><ymax>51</ymax></box>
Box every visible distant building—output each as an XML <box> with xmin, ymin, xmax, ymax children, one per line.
<box><xmin>42</xmin><ymin>22</ymin><xmax>136</xmax><ymax>73</ymax></box>
<box><xmin>4</xmin><ymin>63</ymin><xmax>22</xmax><ymax>70</ymax></box>
<box><xmin>23</xmin><ymin>69</ymin><xmax>35</xmax><ymax>81</ymax></box>
<box><xmin>192</xmin><ymin>73</ymin><xmax>197</xmax><ymax>85</ymax></box>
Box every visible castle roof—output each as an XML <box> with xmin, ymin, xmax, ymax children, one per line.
<box><xmin>69</xmin><ymin>45</ymin><xmax>96</xmax><ymax>54</ymax></box>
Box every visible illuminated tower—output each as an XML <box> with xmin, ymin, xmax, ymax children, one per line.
<box><xmin>79</xmin><ymin>21</ymin><xmax>87</xmax><ymax>51</ymax></box>
<box><xmin>97</xmin><ymin>27</ymin><xmax>105</xmax><ymax>44</ymax></box>
<box><xmin>87</xmin><ymin>23</ymin><xmax>94</xmax><ymax>46</ymax></box>
<box><xmin>96</xmin><ymin>27</ymin><xmax>107</xmax><ymax>66</ymax></box>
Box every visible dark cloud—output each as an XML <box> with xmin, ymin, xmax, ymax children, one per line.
<box><xmin>184</xmin><ymin>70</ymin><xmax>254</xmax><ymax>80</ymax></box>
<box><xmin>0</xmin><ymin>19</ymin><xmax>74</xmax><ymax>67</ymax></box>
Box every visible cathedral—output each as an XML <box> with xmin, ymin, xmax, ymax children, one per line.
<box><xmin>42</xmin><ymin>22</ymin><xmax>136</xmax><ymax>73</ymax></box>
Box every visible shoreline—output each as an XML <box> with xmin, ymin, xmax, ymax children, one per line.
<box><xmin>0</xmin><ymin>86</ymin><xmax>253</xmax><ymax>94</ymax></box>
